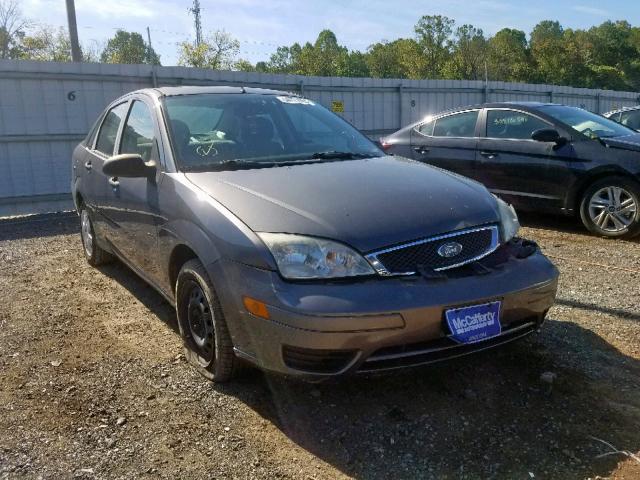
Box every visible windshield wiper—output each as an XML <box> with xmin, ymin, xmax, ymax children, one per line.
<box><xmin>184</xmin><ymin>159</ymin><xmax>276</xmax><ymax>172</ymax></box>
<box><xmin>310</xmin><ymin>151</ymin><xmax>375</xmax><ymax>160</ymax></box>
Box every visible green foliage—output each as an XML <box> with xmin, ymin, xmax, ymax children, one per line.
<box><xmin>486</xmin><ymin>28</ymin><xmax>532</xmax><ymax>82</ymax></box>
<box><xmin>367</xmin><ymin>39</ymin><xmax>427</xmax><ymax>79</ymax></box>
<box><xmin>177</xmin><ymin>30</ymin><xmax>238</xmax><ymax>70</ymax></box>
<box><xmin>443</xmin><ymin>24</ymin><xmax>487</xmax><ymax>80</ymax></box>
<box><xmin>0</xmin><ymin>0</ymin><xmax>30</xmax><ymax>59</ymax></box>
<box><xmin>5</xmin><ymin>0</ymin><xmax>640</xmax><ymax>92</ymax></box>
<box><xmin>101</xmin><ymin>30</ymin><xmax>160</xmax><ymax>65</ymax></box>
<box><xmin>250</xmin><ymin>16</ymin><xmax>640</xmax><ymax>91</ymax></box>
<box><xmin>414</xmin><ymin>15</ymin><xmax>455</xmax><ymax>77</ymax></box>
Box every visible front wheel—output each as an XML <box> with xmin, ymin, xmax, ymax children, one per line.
<box><xmin>175</xmin><ymin>259</ymin><xmax>239</xmax><ymax>382</ymax></box>
<box><xmin>579</xmin><ymin>177</ymin><xmax>640</xmax><ymax>238</ymax></box>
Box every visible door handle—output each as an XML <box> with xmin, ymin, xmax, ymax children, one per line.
<box><xmin>108</xmin><ymin>177</ymin><xmax>120</xmax><ymax>188</ymax></box>
<box><xmin>480</xmin><ymin>151</ymin><xmax>498</xmax><ymax>159</ymax></box>
<box><xmin>84</xmin><ymin>161</ymin><xmax>92</xmax><ymax>171</ymax></box>
<box><xmin>413</xmin><ymin>146</ymin><xmax>430</xmax><ymax>155</ymax></box>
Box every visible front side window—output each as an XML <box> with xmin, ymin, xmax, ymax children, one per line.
<box><xmin>163</xmin><ymin>94</ymin><xmax>381</xmax><ymax>171</ymax></box>
<box><xmin>120</xmin><ymin>101</ymin><xmax>155</xmax><ymax>161</ymax></box>
<box><xmin>95</xmin><ymin>102</ymin><xmax>129</xmax><ymax>156</ymax></box>
<box><xmin>432</xmin><ymin>111</ymin><xmax>478</xmax><ymax>138</ymax></box>
<box><xmin>539</xmin><ymin>105</ymin><xmax>634</xmax><ymax>139</ymax></box>
<box><xmin>619</xmin><ymin>110</ymin><xmax>640</xmax><ymax>130</ymax></box>
<box><xmin>486</xmin><ymin>110</ymin><xmax>550</xmax><ymax>139</ymax></box>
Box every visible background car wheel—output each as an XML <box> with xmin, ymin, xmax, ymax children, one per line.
<box><xmin>579</xmin><ymin>176</ymin><xmax>640</xmax><ymax>238</ymax></box>
<box><xmin>175</xmin><ymin>259</ymin><xmax>238</xmax><ymax>382</ymax></box>
<box><xmin>79</xmin><ymin>205</ymin><xmax>113</xmax><ymax>266</ymax></box>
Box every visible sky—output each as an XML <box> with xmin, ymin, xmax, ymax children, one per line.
<box><xmin>19</xmin><ymin>0</ymin><xmax>640</xmax><ymax>65</ymax></box>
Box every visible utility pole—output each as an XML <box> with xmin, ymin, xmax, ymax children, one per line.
<box><xmin>65</xmin><ymin>0</ymin><xmax>82</xmax><ymax>62</ymax></box>
<box><xmin>147</xmin><ymin>27</ymin><xmax>158</xmax><ymax>87</ymax></box>
<box><xmin>189</xmin><ymin>0</ymin><xmax>203</xmax><ymax>47</ymax></box>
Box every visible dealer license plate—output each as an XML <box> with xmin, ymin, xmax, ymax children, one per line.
<box><xmin>445</xmin><ymin>301</ymin><xmax>502</xmax><ymax>344</ymax></box>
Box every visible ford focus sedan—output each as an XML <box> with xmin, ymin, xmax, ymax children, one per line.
<box><xmin>72</xmin><ymin>87</ymin><xmax>558</xmax><ymax>382</ymax></box>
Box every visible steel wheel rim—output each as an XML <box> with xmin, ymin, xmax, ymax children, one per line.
<box><xmin>81</xmin><ymin>210</ymin><xmax>94</xmax><ymax>257</ymax></box>
<box><xmin>185</xmin><ymin>281</ymin><xmax>215</xmax><ymax>360</ymax></box>
<box><xmin>588</xmin><ymin>186</ymin><xmax>637</xmax><ymax>233</ymax></box>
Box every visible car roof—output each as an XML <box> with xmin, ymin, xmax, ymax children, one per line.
<box><xmin>603</xmin><ymin>105</ymin><xmax>640</xmax><ymax>116</ymax></box>
<box><xmin>133</xmin><ymin>86</ymin><xmax>295</xmax><ymax>98</ymax></box>
<box><xmin>402</xmin><ymin>101</ymin><xmax>560</xmax><ymax>129</ymax></box>
<box><xmin>482</xmin><ymin>101</ymin><xmax>556</xmax><ymax>108</ymax></box>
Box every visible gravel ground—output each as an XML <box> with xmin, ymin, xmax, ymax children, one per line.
<box><xmin>0</xmin><ymin>212</ymin><xmax>639</xmax><ymax>479</ymax></box>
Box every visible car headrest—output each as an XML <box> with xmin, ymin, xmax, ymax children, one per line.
<box><xmin>171</xmin><ymin>119</ymin><xmax>191</xmax><ymax>148</ymax></box>
<box><xmin>245</xmin><ymin>116</ymin><xmax>274</xmax><ymax>140</ymax></box>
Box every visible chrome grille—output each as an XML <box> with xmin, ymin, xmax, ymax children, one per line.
<box><xmin>366</xmin><ymin>225</ymin><xmax>499</xmax><ymax>276</ymax></box>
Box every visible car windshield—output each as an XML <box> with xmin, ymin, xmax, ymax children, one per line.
<box><xmin>163</xmin><ymin>93</ymin><xmax>382</xmax><ymax>171</ymax></box>
<box><xmin>538</xmin><ymin>105</ymin><xmax>635</xmax><ymax>139</ymax></box>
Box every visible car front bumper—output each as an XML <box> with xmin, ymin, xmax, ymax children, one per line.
<box><xmin>212</xmin><ymin>241</ymin><xmax>559</xmax><ymax>380</ymax></box>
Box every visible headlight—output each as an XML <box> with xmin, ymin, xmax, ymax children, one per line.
<box><xmin>257</xmin><ymin>233</ymin><xmax>375</xmax><ymax>280</ymax></box>
<box><xmin>496</xmin><ymin>197</ymin><xmax>520</xmax><ymax>242</ymax></box>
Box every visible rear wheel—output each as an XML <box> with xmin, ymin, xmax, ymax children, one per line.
<box><xmin>579</xmin><ymin>177</ymin><xmax>640</xmax><ymax>238</ymax></box>
<box><xmin>175</xmin><ymin>259</ymin><xmax>238</xmax><ymax>382</ymax></box>
<box><xmin>79</xmin><ymin>206</ymin><xmax>113</xmax><ymax>266</ymax></box>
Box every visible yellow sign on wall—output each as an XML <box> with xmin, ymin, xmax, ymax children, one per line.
<box><xmin>331</xmin><ymin>100</ymin><xmax>344</xmax><ymax>113</ymax></box>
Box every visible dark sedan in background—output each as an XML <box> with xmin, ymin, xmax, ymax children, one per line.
<box><xmin>382</xmin><ymin>102</ymin><xmax>640</xmax><ymax>238</ymax></box>
<box><xmin>71</xmin><ymin>87</ymin><xmax>558</xmax><ymax>382</ymax></box>
<box><xmin>604</xmin><ymin>105</ymin><xmax>640</xmax><ymax>131</ymax></box>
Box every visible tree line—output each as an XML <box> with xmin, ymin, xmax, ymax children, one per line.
<box><xmin>2</xmin><ymin>0</ymin><xmax>640</xmax><ymax>91</ymax></box>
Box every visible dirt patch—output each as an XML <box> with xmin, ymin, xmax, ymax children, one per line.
<box><xmin>1</xmin><ymin>213</ymin><xmax>639</xmax><ymax>479</ymax></box>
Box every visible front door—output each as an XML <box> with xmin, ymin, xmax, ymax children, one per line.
<box><xmin>410</xmin><ymin>109</ymin><xmax>480</xmax><ymax>180</ymax></box>
<box><xmin>475</xmin><ymin>108</ymin><xmax>578</xmax><ymax>212</ymax></box>
<box><xmin>105</xmin><ymin>99</ymin><xmax>164</xmax><ymax>280</ymax></box>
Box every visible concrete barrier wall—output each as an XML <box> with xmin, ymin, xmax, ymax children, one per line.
<box><xmin>1</xmin><ymin>59</ymin><xmax>638</xmax><ymax>216</ymax></box>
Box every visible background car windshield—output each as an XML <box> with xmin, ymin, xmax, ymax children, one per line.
<box><xmin>163</xmin><ymin>94</ymin><xmax>381</xmax><ymax>170</ymax></box>
<box><xmin>539</xmin><ymin>105</ymin><xmax>634</xmax><ymax>139</ymax></box>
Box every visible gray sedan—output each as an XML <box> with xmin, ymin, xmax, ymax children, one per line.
<box><xmin>72</xmin><ymin>86</ymin><xmax>558</xmax><ymax>381</ymax></box>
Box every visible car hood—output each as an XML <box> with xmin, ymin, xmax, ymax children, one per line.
<box><xmin>602</xmin><ymin>133</ymin><xmax>640</xmax><ymax>152</ymax></box>
<box><xmin>185</xmin><ymin>156</ymin><xmax>500</xmax><ymax>252</ymax></box>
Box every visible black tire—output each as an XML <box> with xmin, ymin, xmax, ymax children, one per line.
<box><xmin>79</xmin><ymin>205</ymin><xmax>113</xmax><ymax>266</ymax></box>
<box><xmin>175</xmin><ymin>259</ymin><xmax>238</xmax><ymax>382</ymax></box>
<box><xmin>579</xmin><ymin>176</ymin><xmax>640</xmax><ymax>239</ymax></box>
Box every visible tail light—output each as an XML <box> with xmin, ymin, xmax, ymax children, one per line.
<box><xmin>379</xmin><ymin>138</ymin><xmax>393</xmax><ymax>152</ymax></box>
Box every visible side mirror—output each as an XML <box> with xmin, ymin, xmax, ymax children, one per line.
<box><xmin>102</xmin><ymin>154</ymin><xmax>155</xmax><ymax>178</ymax></box>
<box><xmin>531</xmin><ymin>128</ymin><xmax>567</xmax><ymax>147</ymax></box>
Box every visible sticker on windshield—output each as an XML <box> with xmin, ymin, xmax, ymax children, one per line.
<box><xmin>276</xmin><ymin>96</ymin><xmax>315</xmax><ymax>105</ymax></box>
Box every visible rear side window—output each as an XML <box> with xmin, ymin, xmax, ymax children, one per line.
<box><xmin>486</xmin><ymin>110</ymin><xmax>549</xmax><ymax>139</ymax></box>
<box><xmin>95</xmin><ymin>103</ymin><xmax>129</xmax><ymax>155</ymax></box>
<box><xmin>433</xmin><ymin>111</ymin><xmax>478</xmax><ymax>137</ymax></box>
<box><xmin>416</xmin><ymin>119</ymin><xmax>435</xmax><ymax>136</ymax></box>
<box><xmin>120</xmin><ymin>101</ymin><xmax>155</xmax><ymax>161</ymax></box>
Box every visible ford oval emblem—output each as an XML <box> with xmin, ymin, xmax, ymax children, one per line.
<box><xmin>437</xmin><ymin>241</ymin><xmax>463</xmax><ymax>258</ymax></box>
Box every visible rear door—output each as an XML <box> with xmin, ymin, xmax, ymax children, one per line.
<box><xmin>104</xmin><ymin>97</ymin><xmax>165</xmax><ymax>278</ymax></box>
<box><xmin>84</xmin><ymin>101</ymin><xmax>130</xmax><ymax>239</ymax></box>
<box><xmin>410</xmin><ymin>110</ymin><xmax>480</xmax><ymax>179</ymax></box>
<box><xmin>475</xmin><ymin>108</ymin><xmax>577</xmax><ymax>211</ymax></box>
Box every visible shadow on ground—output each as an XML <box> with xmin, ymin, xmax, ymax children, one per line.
<box><xmin>221</xmin><ymin>320</ymin><xmax>640</xmax><ymax>479</ymax></box>
<box><xmin>97</xmin><ymin>260</ymin><xmax>179</xmax><ymax>334</ymax></box>
<box><xmin>519</xmin><ymin>211</ymin><xmax>640</xmax><ymax>245</ymax></box>
<box><xmin>104</xmin><ymin>249</ymin><xmax>640</xmax><ymax>479</ymax></box>
<box><xmin>0</xmin><ymin>213</ymin><xmax>78</xmax><ymax>241</ymax></box>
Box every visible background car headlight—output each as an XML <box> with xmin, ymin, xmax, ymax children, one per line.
<box><xmin>258</xmin><ymin>233</ymin><xmax>375</xmax><ymax>279</ymax></box>
<box><xmin>496</xmin><ymin>196</ymin><xmax>520</xmax><ymax>243</ymax></box>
